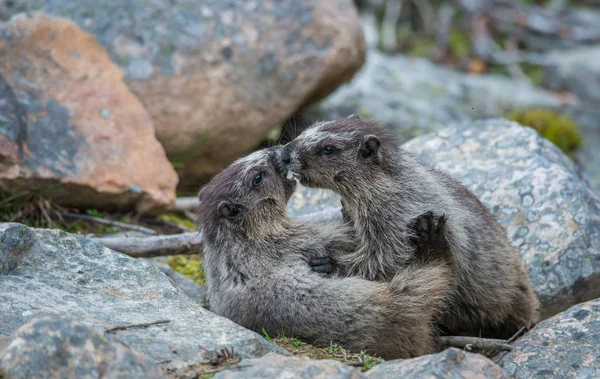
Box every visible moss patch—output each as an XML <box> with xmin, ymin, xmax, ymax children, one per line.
<box><xmin>507</xmin><ymin>109</ymin><xmax>583</xmax><ymax>154</ymax></box>
<box><xmin>166</xmin><ymin>255</ymin><xmax>205</xmax><ymax>286</ymax></box>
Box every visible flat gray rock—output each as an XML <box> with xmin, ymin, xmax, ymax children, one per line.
<box><xmin>403</xmin><ymin>119</ymin><xmax>600</xmax><ymax>318</ymax></box>
<box><xmin>366</xmin><ymin>348</ymin><xmax>509</xmax><ymax>379</ymax></box>
<box><xmin>213</xmin><ymin>353</ymin><xmax>364</xmax><ymax>379</ymax></box>
<box><xmin>0</xmin><ymin>223</ymin><xmax>282</xmax><ymax>372</ymax></box>
<box><xmin>496</xmin><ymin>298</ymin><xmax>600</xmax><ymax>378</ymax></box>
<box><xmin>0</xmin><ymin>317</ymin><xmax>166</xmax><ymax>379</ymax></box>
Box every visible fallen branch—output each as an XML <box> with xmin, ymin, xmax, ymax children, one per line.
<box><xmin>437</xmin><ymin>336</ymin><xmax>512</xmax><ymax>351</ymax></box>
<box><xmin>91</xmin><ymin>232</ymin><xmax>203</xmax><ymax>258</ymax></box>
<box><xmin>105</xmin><ymin>319</ymin><xmax>170</xmax><ymax>334</ymax></box>
<box><xmin>506</xmin><ymin>326</ymin><xmax>527</xmax><ymax>344</ymax></box>
<box><xmin>173</xmin><ymin>197</ymin><xmax>200</xmax><ymax>214</ymax></box>
<box><xmin>57</xmin><ymin>211</ymin><xmax>157</xmax><ymax>235</ymax></box>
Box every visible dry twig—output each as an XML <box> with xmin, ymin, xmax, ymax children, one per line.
<box><xmin>105</xmin><ymin>319</ymin><xmax>170</xmax><ymax>334</ymax></box>
<box><xmin>437</xmin><ymin>336</ymin><xmax>512</xmax><ymax>351</ymax></box>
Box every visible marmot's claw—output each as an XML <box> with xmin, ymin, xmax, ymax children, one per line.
<box><xmin>309</xmin><ymin>256</ymin><xmax>335</xmax><ymax>275</ymax></box>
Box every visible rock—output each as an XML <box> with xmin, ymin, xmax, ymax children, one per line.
<box><xmin>0</xmin><ymin>223</ymin><xmax>35</xmax><ymax>275</ymax></box>
<box><xmin>213</xmin><ymin>353</ymin><xmax>364</xmax><ymax>379</ymax></box>
<box><xmin>0</xmin><ymin>317</ymin><xmax>166</xmax><ymax>379</ymax></box>
<box><xmin>145</xmin><ymin>258</ymin><xmax>207</xmax><ymax>305</ymax></box>
<box><xmin>544</xmin><ymin>45</ymin><xmax>600</xmax><ymax>104</ymax></box>
<box><xmin>402</xmin><ymin>119</ymin><xmax>600</xmax><ymax>318</ymax></box>
<box><xmin>0</xmin><ymin>222</ymin><xmax>283</xmax><ymax>371</ymax></box>
<box><xmin>0</xmin><ymin>13</ymin><xmax>178</xmax><ymax>214</ymax></box>
<box><xmin>496</xmin><ymin>298</ymin><xmax>600</xmax><ymax>378</ymax></box>
<box><xmin>5</xmin><ymin>1</ymin><xmax>366</xmax><ymax>188</ymax></box>
<box><xmin>366</xmin><ymin>348</ymin><xmax>509</xmax><ymax>379</ymax></box>
<box><xmin>301</xmin><ymin>15</ymin><xmax>563</xmax><ymax>145</ymax></box>
<box><xmin>306</xmin><ymin>48</ymin><xmax>563</xmax><ymax>144</ymax></box>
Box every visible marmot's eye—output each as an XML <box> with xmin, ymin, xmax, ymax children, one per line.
<box><xmin>253</xmin><ymin>173</ymin><xmax>263</xmax><ymax>186</ymax></box>
<box><xmin>322</xmin><ymin>146</ymin><xmax>335</xmax><ymax>155</ymax></box>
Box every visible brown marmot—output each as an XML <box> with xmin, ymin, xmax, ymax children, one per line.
<box><xmin>197</xmin><ymin>147</ymin><xmax>452</xmax><ymax>359</ymax></box>
<box><xmin>280</xmin><ymin>116</ymin><xmax>539</xmax><ymax>339</ymax></box>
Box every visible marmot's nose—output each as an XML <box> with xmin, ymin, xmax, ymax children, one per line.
<box><xmin>281</xmin><ymin>148</ymin><xmax>291</xmax><ymax>165</ymax></box>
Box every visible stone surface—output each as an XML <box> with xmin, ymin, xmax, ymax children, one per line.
<box><xmin>0</xmin><ymin>223</ymin><xmax>282</xmax><ymax>371</ymax></box>
<box><xmin>146</xmin><ymin>258</ymin><xmax>207</xmax><ymax>305</ymax></box>
<box><xmin>304</xmin><ymin>17</ymin><xmax>563</xmax><ymax>145</ymax></box>
<box><xmin>402</xmin><ymin>119</ymin><xmax>600</xmax><ymax>318</ymax></box>
<box><xmin>0</xmin><ymin>317</ymin><xmax>166</xmax><ymax>379</ymax></box>
<box><xmin>496</xmin><ymin>298</ymin><xmax>600</xmax><ymax>378</ymax></box>
<box><xmin>367</xmin><ymin>348</ymin><xmax>509</xmax><ymax>379</ymax></box>
<box><xmin>544</xmin><ymin>45</ymin><xmax>600</xmax><ymax>104</ymax></box>
<box><xmin>0</xmin><ymin>13</ymin><xmax>178</xmax><ymax>214</ymax></box>
<box><xmin>214</xmin><ymin>353</ymin><xmax>364</xmax><ymax>379</ymax></box>
<box><xmin>4</xmin><ymin>1</ymin><xmax>366</xmax><ymax>188</ymax></box>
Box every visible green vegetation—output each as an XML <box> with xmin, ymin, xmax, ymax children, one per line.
<box><xmin>159</xmin><ymin>212</ymin><xmax>196</xmax><ymax>230</ymax></box>
<box><xmin>507</xmin><ymin>109</ymin><xmax>583</xmax><ymax>154</ymax></box>
<box><xmin>262</xmin><ymin>329</ymin><xmax>383</xmax><ymax>372</ymax></box>
<box><xmin>166</xmin><ymin>255</ymin><xmax>205</xmax><ymax>286</ymax></box>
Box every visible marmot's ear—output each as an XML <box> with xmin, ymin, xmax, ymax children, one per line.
<box><xmin>218</xmin><ymin>201</ymin><xmax>244</xmax><ymax>220</ymax></box>
<box><xmin>359</xmin><ymin>134</ymin><xmax>381</xmax><ymax>159</ymax></box>
<box><xmin>346</xmin><ymin>114</ymin><xmax>361</xmax><ymax>120</ymax></box>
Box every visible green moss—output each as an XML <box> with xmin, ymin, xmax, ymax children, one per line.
<box><xmin>507</xmin><ymin>109</ymin><xmax>583</xmax><ymax>154</ymax></box>
<box><xmin>448</xmin><ymin>29</ymin><xmax>470</xmax><ymax>58</ymax></box>
<box><xmin>166</xmin><ymin>255</ymin><xmax>205</xmax><ymax>286</ymax></box>
<box><xmin>266</xmin><ymin>125</ymin><xmax>283</xmax><ymax>145</ymax></box>
<box><xmin>158</xmin><ymin>212</ymin><xmax>196</xmax><ymax>230</ymax></box>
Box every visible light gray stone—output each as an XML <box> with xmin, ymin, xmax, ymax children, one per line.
<box><xmin>367</xmin><ymin>348</ymin><xmax>509</xmax><ymax>379</ymax></box>
<box><xmin>0</xmin><ymin>317</ymin><xmax>166</xmax><ymax>379</ymax></box>
<box><xmin>496</xmin><ymin>298</ymin><xmax>600</xmax><ymax>378</ymax></box>
<box><xmin>0</xmin><ymin>223</ymin><xmax>283</xmax><ymax>372</ymax></box>
<box><xmin>214</xmin><ymin>353</ymin><xmax>365</xmax><ymax>379</ymax></box>
<box><xmin>402</xmin><ymin>119</ymin><xmax>600</xmax><ymax>318</ymax></box>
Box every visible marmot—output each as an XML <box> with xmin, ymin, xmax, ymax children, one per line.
<box><xmin>197</xmin><ymin>147</ymin><xmax>452</xmax><ymax>359</ymax></box>
<box><xmin>280</xmin><ymin>116</ymin><xmax>539</xmax><ymax>338</ymax></box>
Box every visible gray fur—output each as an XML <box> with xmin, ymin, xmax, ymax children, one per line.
<box><xmin>282</xmin><ymin>118</ymin><xmax>540</xmax><ymax>338</ymax></box>
<box><xmin>197</xmin><ymin>147</ymin><xmax>451</xmax><ymax>359</ymax></box>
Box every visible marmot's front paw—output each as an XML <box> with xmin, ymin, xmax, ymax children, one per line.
<box><xmin>309</xmin><ymin>256</ymin><xmax>335</xmax><ymax>275</ymax></box>
<box><xmin>408</xmin><ymin>211</ymin><xmax>449</xmax><ymax>262</ymax></box>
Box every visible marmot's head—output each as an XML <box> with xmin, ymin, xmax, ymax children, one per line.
<box><xmin>280</xmin><ymin>116</ymin><xmax>397</xmax><ymax>193</ymax></box>
<box><xmin>198</xmin><ymin>147</ymin><xmax>296</xmax><ymax>240</ymax></box>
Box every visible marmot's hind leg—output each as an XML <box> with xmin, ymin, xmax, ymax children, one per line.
<box><xmin>409</xmin><ymin>211</ymin><xmax>449</xmax><ymax>264</ymax></box>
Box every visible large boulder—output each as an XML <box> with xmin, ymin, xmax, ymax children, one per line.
<box><xmin>403</xmin><ymin>119</ymin><xmax>600</xmax><ymax>318</ymax></box>
<box><xmin>0</xmin><ymin>13</ymin><xmax>178</xmax><ymax>214</ymax></box>
<box><xmin>4</xmin><ymin>0</ymin><xmax>366</xmax><ymax>188</ymax></box>
<box><xmin>496</xmin><ymin>298</ymin><xmax>600</xmax><ymax>378</ymax></box>
<box><xmin>0</xmin><ymin>223</ymin><xmax>282</xmax><ymax>372</ymax></box>
<box><xmin>0</xmin><ymin>317</ymin><xmax>166</xmax><ymax>379</ymax></box>
<box><xmin>366</xmin><ymin>348</ymin><xmax>509</xmax><ymax>379</ymax></box>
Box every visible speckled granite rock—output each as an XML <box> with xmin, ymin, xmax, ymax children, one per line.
<box><xmin>403</xmin><ymin>119</ymin><xmax>600</xmax><ymax>318</ymax></box>
<box><xmin>496</xmin><ymin>298</ymin><xmax>600</xmax><ymax>378</ymax></box>
<box><xmin>147</xmin><ymin>258</ymin><xmax>207</xmax><ymax>305</ymax></box>
<box><xmin>0</xmin><ymin>223</ymin><xmax>282</xmax><ymax>371</ymax></box>
<box><xmin>366</xmin><ymin>348</ymin><xmax>509</xmax><ymax>379</ymax></box>
<box><xmin>213</xmin><ymin>353</ymin><xmax>364</xmax><ymax>379</ymax></box>
<box><xmin>0</xmin><ymin>317</ymin><xmax>166</xmax><ymax>379</ymax></box>
<box><xmin>2</xmin><ymin>1</ymin><xmax>366</xmax><ymax>188</ymax></box>
<box><xmin>303</xmin><ymin>17</ymin><xmax>563</xmax><ymax>145</ymax></box>
<box><xmin>0</xmin><ymin>13</ymin><xmax>178</xmax><ymax>214</ymax></box>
